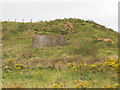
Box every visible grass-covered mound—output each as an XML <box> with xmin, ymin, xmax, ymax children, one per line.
<box><xmin>2</xmin><ymin>18</ymin><xmax>118</xmax><ymax>60</ymax></box>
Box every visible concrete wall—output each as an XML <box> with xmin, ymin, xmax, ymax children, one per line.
<box><xmin>32</xmin><ymin>35</ymin><xmax>66</xmax><ymax>48</ymax></box>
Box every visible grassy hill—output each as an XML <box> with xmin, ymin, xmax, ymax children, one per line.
<box><xmin>2</xmin><ymin>18</ymin><xmax>118</xmax><ymax>60</ymax></box>
<box><xmin>2</xmin><ymin>18</ymin><xmax>119</xmax><ymax>88</ymax></box>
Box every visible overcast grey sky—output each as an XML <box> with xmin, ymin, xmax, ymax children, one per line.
<box><xmin>0</xmin><ymin>0</ymin><xmax>119</xmax><ymax>31</ymax></box>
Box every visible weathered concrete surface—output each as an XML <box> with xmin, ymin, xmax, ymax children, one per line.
<box><xmin>32</xmin><ymin>35</ymin><xmax>66</xmax><ymax>48</ymax></box>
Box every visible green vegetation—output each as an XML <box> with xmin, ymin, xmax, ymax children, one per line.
<box><xmin>2</xmin><ymin>18</ymin><xmax>119</xmax><ymax>88</ymax></box>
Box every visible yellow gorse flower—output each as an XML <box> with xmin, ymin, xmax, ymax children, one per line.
<box><xmin>15</xmin><ymin>64</ymin><xmax>24</xmax><ymax>70</ymax></box>
<box><xmin>84</xmin><ymin>64</ymin><xmax>88</xmax><ymax>66</ymax></box>
<box><xmin>52</xmin><ymin>84</ymin><xmax>60</xmax><ymax>88</ymax></box>
<box><xmin>15</xmin><ymin>64</ymin><xmax>19</xmax><ymax>67</ymax></box>
<box><xmin>57</xmin><ymin>61</ymin><xmax>61</xmax><ymax>64</ymax></box>
<box><xmin>60</xmin><ymin>83</ymin><xmax>63</xmax><ymax>86</ymax></box>
<box><xmin>75</xmin><ymin>81</ymin><xmax>89</xmax><ymax>88</ymax></box>
<box><xmin>15</xmin><ymin>67</ymin><xmax>21</xmax><ymax>70</ymax></box>
<box><xmin>74</xmin><ymin>80</ymin><xmax>78</xmax><ymax>82</ymax></box>
<box><xmin>8</xmin><ymin>59</ymin><xmax>12</xmax><ymax>62</ymax></box>
<box><xmin>67</xmin><ymin>62</ymin><xmax>73</xmax><ymax>67</ymax></box>
<box><xmin>106</xmin><ymin>83</ymin><xmax>119</xmax><ymax>88</ymax></box>
<box><xmin>91</xmin><ymin>64</ymin><xmax>96</xmax><ymax>68</ymax></box>
<box><xmin>75</xmin><ymin>69</ymin><xmax>78</xmax><ymax>72</ymax></box>
<box><xmin>72</xmin><ymin>67</ymin><xmax>77</xmax><ymax>69</ymax></box>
